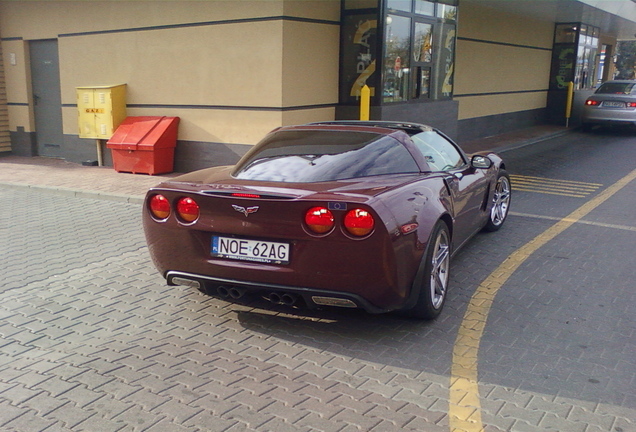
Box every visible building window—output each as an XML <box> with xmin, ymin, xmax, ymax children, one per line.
<box><xmin>550</xmin><ymin>23</ymin><xmax>600</xmax><ymax>91</ymax></box>
<box><xmin>382</xmin><ymin>0</ymin><xmax>456</xmax><ymax>104</ymax></box>
<box><xmin>384</xmin><ymin>14</ymin><xmax>411</xmax><ymax>102</ymax></box>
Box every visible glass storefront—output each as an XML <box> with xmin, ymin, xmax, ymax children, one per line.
<box><xmin>340</xmin><ymin>0</ymin><xmax>457</xmax><ymax>107</ymax></box>
<box><xmin>383</xmin><ymin>0</ymin><xmax>457</xmax><ymax>103</ymax></box>
<box><xmin>550</xmin><ymin>22</ymin><xmax>600</xmax><ymax>91</ymax></box>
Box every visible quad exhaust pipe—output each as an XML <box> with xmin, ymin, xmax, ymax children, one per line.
<box><xmin>169</xmin><ymin>273</ymin><xmax>332</xmax><ymax>309</ymax></box>
<box><xmin>267</xmin><ymin>292</ymin><xmax>298</xmax><ymax>306</ymax></box>
<box><xmin>216</xmin><ymin>286</ymin><xmax>246</xmax><ymax>299</ymax></box>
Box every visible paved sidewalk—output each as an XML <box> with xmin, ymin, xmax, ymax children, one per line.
<box><xmin>0</xmin><ymin>125</ymin><xmax>570</xmax><ymax>202</ymax></box>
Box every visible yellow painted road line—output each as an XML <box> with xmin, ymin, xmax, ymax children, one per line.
<box><xmin>449</xmin><ymin>168</ymin><xmax>636</xmax><ymax>432</ymax></box>
<box><xmin>510</xmin><ymin>175</ymin><xmax>602</xmax><ymax>197</ymax></box>
<box><xmin>511</xmin><ymin>186</ymin><xmax>588</xmax><ymax>198</ymax></box>
<box><xmin>510</xmin><ymin>174</ymin><xmax>603</xmax><ymax>187</ymax></box>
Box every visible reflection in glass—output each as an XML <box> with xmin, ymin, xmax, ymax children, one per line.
<box><xmin>414</xmin><ymin>22</ymin><xmax>433</xmax><ymax>63</ymax></box>
<box><xmin>411</xmin><ymin>130</ymin><xmax>464</xmax><ymax>171</ymax></box>
<box><xmin>233</xmin><ymin>130</ymin><xmax>419</xmax><ymax>182</ymax></box>
<box><xmin>387</xmin><ymin>0</ymin><xmax>411</xmax><ymax>12</ymax></box>
<box><xmin>383</xmin><ymin>14</ymin><xmax>411</xmax><ymax>103</ymax></box>
<box><xmin>419</xmin><ymin>68</ymin><xmax>430</xmax><ymax>98</ymax></box>
<box><xmin>433</xmin><ymin>23</ymin><xmax>455</xmax><ymax>99</ymax></box>
<box><xmin>554</xmin><ymin>24</ymin><xmax>577</xmax><ymax>43</ymax></box>
<box><xmin>414</xmin><ymin>0</ymin><xmax>434</xmax><ymax>16</ymax></box>
<box><xmin>436</xmin><ymin>3</ymin><xmax>456</xmax><ymax>20</ymax></box>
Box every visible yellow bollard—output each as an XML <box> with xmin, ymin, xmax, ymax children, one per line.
<box><xmin>360</xmin><ymin>85</ymin><xmax>370</xmax><ymax>121</ymax></box>
<box><xmin>565</xmin><ymin>81</ymin><xmax>574</xmax><ymax>128</ymax></box>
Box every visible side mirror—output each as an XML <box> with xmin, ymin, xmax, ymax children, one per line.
<box><xmin>471</xmin><ymin>155</ymin><xmax>493</xmax><ymax>169</ymax></box>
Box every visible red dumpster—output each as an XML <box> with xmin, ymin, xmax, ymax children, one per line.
<box><xmin>106</xmin><ymin>116</ymin><xmax>179</xmax><ymax>175</ymax></box>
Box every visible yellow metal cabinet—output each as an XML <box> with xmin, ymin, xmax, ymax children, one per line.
<box><xmin>77</xmin><ymin>84</ymin><xmax>127</xmax><ymax>139</ymax></box>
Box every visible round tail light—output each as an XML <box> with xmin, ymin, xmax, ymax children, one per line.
<box><xmin>149</xmin><ymin>194</ymin><xmax>170</xmax><ymax>220</ymax></box>
<box><xmin>344</xmin><ymin>208</ymin><xmax>375</xmax><ymax>237</ymax></box>
<box><xmin>305</xmin><ymin>206</ymin><xmax>334</xmax><ymax>234</ymax></box>
<box><xmin>176</xmin><ymin>197</ymin><xmax>200</xmax><ymax>223</ymax></box>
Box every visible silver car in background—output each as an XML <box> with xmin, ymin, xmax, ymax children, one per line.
<box><xmin>582</xmin><ymin>80</ymin><xmax>636</xmax><ymax>130</ymax></box>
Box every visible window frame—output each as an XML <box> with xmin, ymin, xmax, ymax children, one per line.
<box><xmin>382</xmin><ymin>0</ymin><xmax>457</xmax><ymax>105</ymax></box>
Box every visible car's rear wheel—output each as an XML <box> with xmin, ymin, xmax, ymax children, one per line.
<box><xmin>402</xmin><ymin>221</ymin><xmax>450</xmax><ymax>320</ymax></box>
<box><xmin>483</xmin><ymin>170</ymin><xmax>511</xmax><ymax>232</ymax></box>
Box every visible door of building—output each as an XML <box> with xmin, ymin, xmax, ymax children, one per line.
<box><xmin>30</xmin><ymin>39</ymin><xmax>64</xmax><ymax>158</ymax></box>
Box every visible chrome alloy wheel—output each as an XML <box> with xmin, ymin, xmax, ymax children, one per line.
<box><xmin>429</xmin><ymin>228</ymin><xmax>450</xmax><ymax>309</ymax></box>
<box><xmin>490</xmin><ymin>174</ymin><xmax>511</xmax><ymax>227</ymax></box>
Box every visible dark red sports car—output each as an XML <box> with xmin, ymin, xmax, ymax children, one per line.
<box><xmin>142</xmin><ymin>121</ymin><xmax>510</xmax><ymax>319</ymax></box>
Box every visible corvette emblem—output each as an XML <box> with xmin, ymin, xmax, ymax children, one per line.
<box><xmin>232</xmin><ymin>205</ymin><xmax>259</xmax><ymax>217</ymax></box>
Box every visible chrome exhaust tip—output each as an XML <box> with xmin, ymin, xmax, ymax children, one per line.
<box><xmin>170</xmin><ymin>276</ymin><xmax>202</xmax><ymax>290</ymax></box>
<box><xmin>311</xmin><ymin>296</ymin><xmax>357</xmax><ymax>308</ymax></box>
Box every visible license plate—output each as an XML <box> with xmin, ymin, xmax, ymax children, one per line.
<box><xmin>602</xmin><ymin>101</ymin><xmax>626</xmax><ymax>108</ymax></box>
<box><xmin>211</xmin><ymin>236</ymin><xmax>290</xmax><ymax>265</ymax></box>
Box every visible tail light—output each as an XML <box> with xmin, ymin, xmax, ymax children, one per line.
<box><xmin>585</xmin><ymin>99</ymin><xmax>600</xmax><ymax>106</ymax></box>
<box><xmin>305</xmin><ymin>207</ymin><xmax>334</xmax><ymax>234</ymax></box>
<box><xmin>176</xmin><ymin>197</ymin><xmax>200</xmax><ymax>223</ymax></box>
<box><xmin>149</xmin><ymin>194</ymin><xmax>170</xmax><ymax>220</ymax></box>
<box><xmin>628</xmin><ymin>102</ymin><xmax>636</xmax><ymax>108</ymax></box>
<box><xmin>231</xmin><ymin>193</ymin><xmax>261</xmax><ymax>198</ymax></box>
<box><xmin>344</xmin><ymin>208</ymin><xmax>375</xmax><ymax>237</ymax></box>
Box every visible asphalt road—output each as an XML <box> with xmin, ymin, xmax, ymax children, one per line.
<box><xmin>0</xmin><ymin>129</ymin><xmax>634</xmax><ymax>431</ymax></box>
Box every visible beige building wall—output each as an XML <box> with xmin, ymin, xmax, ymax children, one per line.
<box><xmin>0</xmin><ymin>32</ymin><xmax>10</xmax><ymax>153</ymax></box>
<box><xmin>0</xmin><ymin>0</ymin><xmax>341</xmax><ymax>150</ymax></box>
<box><xmin>455</xmin><ymin>2</ymin><xmax>554</xmax><ymax>121</ymax></box>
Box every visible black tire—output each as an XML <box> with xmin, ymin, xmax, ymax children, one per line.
<box><xmin>483</xmin><ymin>169</ymin><xmax>511</xmax><ymax>232</ymax></box>
<box><xmin>401</xmin><ymin>221</ymin><xmax>451</xmax><ymax>320</ymax></box>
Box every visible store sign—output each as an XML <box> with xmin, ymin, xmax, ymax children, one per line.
<box><xmin>340</xmin><ymin>14</ymin><xmax>378</xmax><ymax>105</ymax></box>
<box><xmin>550</xmin><ymin>45</ymin><xmax>575</xmax><ymax>90</ymax></box>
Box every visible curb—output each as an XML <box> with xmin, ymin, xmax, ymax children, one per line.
<box><xmin>1</xmin><ymin>182</ymin><xmax>144</xmax><ymax>205</ymax></box>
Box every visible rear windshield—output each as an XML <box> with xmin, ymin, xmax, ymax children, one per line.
<box><xmin>596</xmin><ymin>82</ymin><xmax>636</xmax><ymax>94</ymax></box>
<box><xmin>232</xmin><ymin>130</ymin><xmax>419</xmax><ymax>182</ymax></box>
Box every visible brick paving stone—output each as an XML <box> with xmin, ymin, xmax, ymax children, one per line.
<box><xmin>84</xmin><ymin>396</ymin><xmax>132</xmax><ymax>420</ymax></box>
<box><xmin>152</xmin><ymin>398</ymin><xmax>204</xmax><ymax>424</ymax></box>
<box><xmin>1</xmin><ymin>177</ymin><xmax>635</xmax><ymax>431</ymax></box>
<box><xmin>140</xmin><ymin>418</ymin><xmax>196</xmax><ymax>432</ymax></box>
<box><xmin>183</xmin><ymin>408</ymin><xmax>242</xmax><ymax>431</ymax></box>
<box><xmin>292</xmin><ymin>412</ymin><xmax>348</xmax><ymax>432</ymax></box>
<box><xmin>0</xmin><ymin>399</ymin><xmax>28</xmax><ymax>427</ymax></box>
<box><xmin>111</xmin><ymin>405</ymin><xmax>165</xmax><ymax>431</ymax></box>
<box><xmin>72</xmin><ymin>414</ymin><xmax>126</xmax><ymax>432</ymax></box>
<box><xmin>1</xmin><ymin>383</ymin><xmax>43</xmax><ymax>405</ymax></box>
<box><xmin>121</xmin><ymin>388</ymin><xmax>170</xmax><ymax>411</ymax></box>
<box><xmin>45</xmin><ymin>402</ymin><xmax>96</xmax><ymax>429</ymax></box>
<box><xmin>2</xmin><ymin>409</ymin><xmax>57</xmax><ymax>432</ymax></box>
<box><xmin>27</xmin><ymin>392</ymin><xmax>76</xmax><ymax>417</ymax></box>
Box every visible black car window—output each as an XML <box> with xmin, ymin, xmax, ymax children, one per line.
<box><xmin>596</xmin><ymin>82</ymin><xmax>636</xmax><ymax>94</ymax></box>
<box><xmin>410</xmin><ymin>130</ymin><xmax>465</xmax><ymax>171</ymax></box>
<box><xmin>232</xmin><ymin>130</ymin><xmax>419</xmax><ymax>182</ymax></box>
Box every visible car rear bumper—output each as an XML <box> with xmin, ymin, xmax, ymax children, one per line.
<box><xmin>582</xmin><ymin>107</ymin><xmax>636</xmax><ymax>124</ymax></box>
<box><xmin>165</xmin><ymin>270</ymin><xmax>395</xmax><ymax>314</ymax></box>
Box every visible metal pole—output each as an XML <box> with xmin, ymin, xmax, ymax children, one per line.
<box><xmin>360</xmin><ymin>85</ymin><xmax>370</xmax><ymax>121</ymax></box>
<box><xmin>565</xmin><ymin>81</ymin><xmax>574</xmax><ymax>128</ymax></box>
<box><xmin>96</xmin><ymin>139</ymin><xmax>103</xmax><ymax>166</ymax></box>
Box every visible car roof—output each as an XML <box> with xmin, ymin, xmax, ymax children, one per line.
<box><xmin>600</xmin><ymin>80</ymin><xmax>636</xmax><ymax>84</ymax></box>
<box><xmin>272</xmin><ymin>121</ymin><xmax>435</xmax><ymax>137</ymax></box>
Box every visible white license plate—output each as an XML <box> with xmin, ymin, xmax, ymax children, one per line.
<box><xmin>602</xmin><ymin>101</ymin><xmax>626</xmax><ymax>108</ymax></box>
<box><xmin>211</xmin><ymin>236</ymin><xmax>290</xmax><ymax>265</ymax></box>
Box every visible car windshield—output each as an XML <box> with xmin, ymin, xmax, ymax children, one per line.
<box><xmin>232</xmin><ymin>129</ymin><xmax>419</xmax><ymax>182</ymax></box>
<box><xmin>596</xmin><ymin>82</ymin><xmax>636</xmax><ymax>95</ymax></box>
